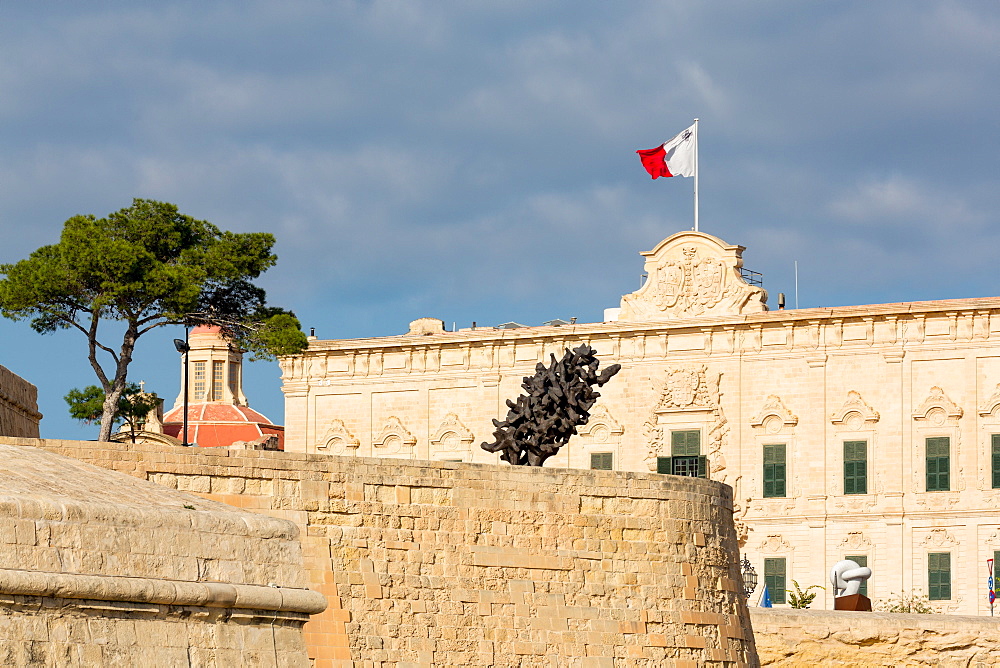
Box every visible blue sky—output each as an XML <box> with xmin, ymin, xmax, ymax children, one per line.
<box><xmin>1</xmin><ymin>1</ymin><xmax>998</xmax><ymax>439</ymax></box>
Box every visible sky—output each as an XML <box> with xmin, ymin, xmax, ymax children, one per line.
<box><xmin>1</xmin><ymin>1</ymin><xmax>998</xmax><ymax>439</ymax></box>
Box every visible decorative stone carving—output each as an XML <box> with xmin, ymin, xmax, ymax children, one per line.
<box><xmin>979</xmin><ymin>383</ymin><xmax>1000</xmax><ymax>417</ymax></box>
<box><xmin>750</xmin><ymin>395</ymin><xmax>798</xmax><ymax>431</ymax></box>
<box><xmin>576</xmin><ymin>404</ymin><xmax>624</xmax><ymax>443</ymax></box>
<box><xmin>643</xmin><ymin>366</ymin><xmax>730</xmax><ymax>482</ymax></box>
<box><xmin>759</xmin><ymin>534</ymin><xmax>791</xmax><ymax>552</ymax></box>
<box><xmin>912</xmin><ymin>386</ymin><xmax>963</xmax><ymax>423</ymax></box>
<box><xmin>838</xmin><ymin>531</ymin><xmax>872</xmax><ymax>550</ymax></box>
<box><xmin>317</xmin><ymin>419</ymin><xmax>360</xmax><ymax>455</ymax></box>
<box><xmin>430</xmin><ymin>413</ymin><xmax>475</xmax><ymax>451</ymax></box>
<box><xmin>652</xmin><ymin>365</ymin><xmax>713</xmax><ymax>411</ymax></box>
<box><xmin>373</xmin><ymin>416</ymin><xmax>416</xmax><ymax>454</ymax></box>
<box><xmin>618</xmin><ymin>231</ymin><xmax>767</xmax><ymax>322</ymax></box>
<box><xmin>919</xmin><ymin>528</ymin><xmax>959</xmax><ymax>548</ymax></box>
<box><xmin>830</xmin><ymin>391</ymin><xmax>880</xmax><ymax>428</ymax></box>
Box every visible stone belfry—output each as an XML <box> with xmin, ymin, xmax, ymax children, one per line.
<box><xmin>171</xmin><ymin>325</ymin><xmax>248</xmax><ymax>407</ymax></box>
<box><xmin>161</xmin><ymin>326</ymin><xmax>283</xmax><ymax>449</ymax></box>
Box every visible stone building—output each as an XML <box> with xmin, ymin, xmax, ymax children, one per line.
<box><xmin>281</xmin><ymin>230</ymin><xmax>1000</xmax><ymax>615</ymax></box>
<box><xmin>0</xmin><ymin>363</ymin><xmax>41</xmax><ymax>438</ymax></box>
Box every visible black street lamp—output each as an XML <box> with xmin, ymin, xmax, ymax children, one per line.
<box><xmin>173</xmin><ymin>329</ymin><xmax>191</xmax><ymax>447</ymax></box>
<box><xmin>740</xmin><ymin>556</ymin><xmax>758</xmax><ymax>599</ymax></box>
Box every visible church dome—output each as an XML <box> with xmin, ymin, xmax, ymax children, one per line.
<box><xmin>160</xmin><ymin>326</ymin><xmax>284</xmax><ymax>449</ymax></box>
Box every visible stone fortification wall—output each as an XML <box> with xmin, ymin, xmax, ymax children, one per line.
<box><xmin>751</xmin><ymin>608</ymin><xmax>1000</xmax><ymax>666</ymax></box>
<box><xmin>0</xmin><ymin>364</ymin><xmax>40</xmax><ymax>437</ymax></box>
<box><xmin>9</xmin><ymin>436</ymin><xmax>759</xmax><ymax>667</ymax></box>
<box><xmin>0</xmin><ymin>441</ymin><xmax>324</xmax><ymax>666</ymax></box>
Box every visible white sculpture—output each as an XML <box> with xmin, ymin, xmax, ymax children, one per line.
<box><xmin>830</xmin><ymin>559</ymin><xmax>872</xmax><ymax>597</ymax></box>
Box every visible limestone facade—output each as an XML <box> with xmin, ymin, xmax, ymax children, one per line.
<box><xmin>17</xmin><ymin>436</ymin><xmax>759</xmax><ymax>667</ymax></box>
<box><xmin>0</xmin><ymin>439</ymin><xmax>324</xmax><ymax>665</ymax></box>
<box><xmin>281</xmin><ymin>230</ymin><xmax>1000</xmax><ymax>616</ymax></box>
<box><xmin>0</xmin><ymin>363</ymin><xmax>40</xmax><ymax>438</ymax></box>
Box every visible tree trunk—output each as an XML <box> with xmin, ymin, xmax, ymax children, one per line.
<box><xmin>98</xmin><ymin>387</ymin><xmax>122</xmax><ymax>442</ymax></box>
<box><xmin>96</xmin><ymin>322</ymin><xmax>138</xmax><ymax>442</ymax></box>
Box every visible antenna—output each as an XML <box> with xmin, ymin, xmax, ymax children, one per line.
<box><xmin>794</xmin><ymin>260</ymin><xmax>799</xmax><ymax>309</ymax></box>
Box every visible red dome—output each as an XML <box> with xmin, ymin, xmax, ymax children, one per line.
<box><xmin>162</xmin><ymin>403</ymin><xmax>283</xmax><ymax>449</ymax></box>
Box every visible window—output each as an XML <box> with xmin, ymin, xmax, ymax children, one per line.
<box><xmin>926</xmin><ymin>437</ymin><xmax>950</xmax><ymax>491</ymax></box>
<box><xmin>843</xmin><ymin>440</ymin><xmax>868</xmax><ymax>495</ymax></box>
<box><xmin>845</xmin><ymin>555</ymin><xmax>868</xmax><ymax>597</ymax></box>
<box><xmin>992</xmin><ymin>435</ymin><xmax>1000</xmax><ymax>489</ymax></box>
<box><xmin>590</xmin><ymin>452</ymin><xmax>613</xmax><ymax>470</ymax></box>
<box><xmin>212</xmin><ymin>360</ymin><xmax>225</xmax><ymax>401</ymax></box>
<box><xmin>764</xmin><ymin>558</ymin><xmax>786</xmax><ymax>604</ymax></box>
<box><xmin>229</xmin><ymin>361</ymin><xmax>240</xmax><ymax>397</ymax></box>
<box><xmin>671</xmin><ymin>430</ymin><xmax>700</xmax><ymax>456</ymax></box>
<box><xmin>193</xmin><ymin>361</ymin><xmax>206</xmax><ymax>400</ymax></box>
<box><xmin>763</xmin><ymin>444</ymin><xmax>786</xmax><ymax>498</ymax></box>
<box><xmin>928</xmin><ymin>552</ymin><xmax>951</xmax><ymax>600</ymax></box>
<box><xmin>656</xmin><ymin>430</ymin><xmax>707</xmax><ymax>478</ymax></box>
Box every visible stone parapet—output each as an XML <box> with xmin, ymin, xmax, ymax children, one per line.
<box><xmin>0</xmin><ymin>440</ymin><xmax>323</xmax><ymax>665</ymax></box>
<box><xmin>751</xmin><ymin>608</ymin><xmax>1000</xmax><ymax>666</ymax></box>
<box><xmin>0</xmin><ymin>364</ymin><xmax>40</xmax><ymax>438</ymax></box>
<box><xmin>13</xmin><ymin>436</ymin><xmax>759</xmax><ymax>667</ymax></box>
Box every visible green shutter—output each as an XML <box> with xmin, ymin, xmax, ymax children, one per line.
<box><xmin>763</xmin><ymin>444</ymin><xmax>786</xmax><ymax>498</ymax></box>
<box><xmin>657</xmin><ymin>457</ymin><xmax>672</xmax><ymax>474</ymax></box>
<box><xmin>590</xmin><ymin>452</ymin><xmax>613</xmax><ymax>470</ymax></box>
<box><xmin>843</xmin><ymin>440</ymin><xmax>868</xmax><ymax>495</ymax></box>
<box><xmin>928</xmin><ymin>552</ymin><xmax>951</xmax><ymax>600</ymax></box>
<box><xmin>992</xmin><ymin>435</ymin><xmax>1000</xmax><ymax>489</ymax></box>
<box><xmin>671</xmin><ymin>430</ymin><xmax>701</xmax><ymax>456</ymax></box>
<box><xmin>764</xmin><ymin>558</ymin><xmax>786</xmax><ymax>604</ymax></box>
<box><xmin>845</xmin><ymin>555</ymin><xmax>868</xmax><ymax>597</ymax></box>
<box><xmin>926</xmin><ymin>437</ymin><xmax>950</xmax><ymax>491</ymax></box>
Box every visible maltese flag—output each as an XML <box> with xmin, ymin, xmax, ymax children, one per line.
<box><xmin>636</xmin><ymin>123</ymin><xmax>697</xmax><ymax>179</ymax></box>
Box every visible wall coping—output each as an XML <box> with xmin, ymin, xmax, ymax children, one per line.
<box><xmin>750</xmin><ymin>607</ymin><xmax>1000</xmax><ymax>630</ymax></box>
<box><xmin>0</xmin><ymin>567</ymin><xmax>327</xmax><ymax>614</ymax></box>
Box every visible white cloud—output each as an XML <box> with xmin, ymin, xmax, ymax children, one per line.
<box><xmin>828</xmin><ymin>175</ymin><xmax>981</xmax><ymax>229</ymax></box>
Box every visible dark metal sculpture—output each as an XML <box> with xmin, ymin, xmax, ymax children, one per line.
<box><xmin>481</xmin><ymin>344</ymin><xmax>621</xmax><ymax>466</ymax></box>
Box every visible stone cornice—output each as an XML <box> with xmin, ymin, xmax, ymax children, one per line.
<box><xmin>293</xmin><ymin>296</ymin><xmax>1000</xmax><ymax>355</ymax></box>
<box><xmin>0</xmin><ymin>567</ymin><xmax>327</xmax><ymax>614</ymax></box>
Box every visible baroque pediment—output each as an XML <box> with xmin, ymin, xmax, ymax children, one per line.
<box><xmin>430</xmin><ymin>413</ymin><xmax>475</xmax><ymax>450</ymax></box>
<box><xmin>577</xmin><ymin>404</ymin><xmax>624</xmax><ymax>440</ymax></box>
<box><xmin>317</xmin><ymin>419</ymin><xmax>361</xmax><ymax>454</ymax></box>
<box><xmin>618</xmin><ymin>231</ymin><xmax>767</xmax><ymax>322</ymax></box>
<box><xmin>750</xmin><ymin>395</ymin><xmax>798</xmax><ymax>430</ymax></box>
<box><xmin>830</xmin><ymin>391</ymin><xmax>880</xmax><ymax>427</ymax></box>
<box><xmin>912</xmin><ymin>386</ymin><xmax>963</xmax><ymax>422</ymax></box>
<box><xmin>373</xmin><ymin>415</ymin><xmax>417</xmax><ymax>453</ymax></box>
<box><xmin>979</xmin><ymin>384</ymin><xmax>1000</xmax><ymax>417</ymax></box>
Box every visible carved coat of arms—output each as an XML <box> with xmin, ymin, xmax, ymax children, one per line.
<box><xmin>618</xmin><ymin>231</ymin><xmax>766</xmax><ymax>322</ymax></box>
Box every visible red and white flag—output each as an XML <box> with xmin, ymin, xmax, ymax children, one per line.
<box><xmin>636</xmin><ymin>123</ymin><xmax>697</xmax><ymax>179</ymax></box>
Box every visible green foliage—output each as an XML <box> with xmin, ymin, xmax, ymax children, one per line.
<box><xmin>0</xmin><ymin>198</ymin><xmax>307</xmax><ymax>440</ymax></box>
<box><xmin>877</xmin><ymin>591</ymin><xmax>935</xmax><ymax>613</ymax></box>
<box><xmin>788</xmin><ymin>580</ymin><xmax>824</xmax><ymax>609</ymax></box>
<box><xmin>65</xmin><ymin>383</ymin><xmax>160</xmax><ymax>442</ymax></box>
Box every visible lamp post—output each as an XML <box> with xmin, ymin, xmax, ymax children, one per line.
<box><xmin>173</xmin><ymin>329</ymin><xmax>191</xmax><ymax>447</ymax></box>
<box><xmin>740</xmin><ymin>556</ymin><xmax>758</xmax><ymax>599</ymax></box>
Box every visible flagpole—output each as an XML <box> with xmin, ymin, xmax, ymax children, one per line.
<box><xmin>693</xmin><ymin>118</ymin><xmax>699</xmax><ymax>232</ymax></box>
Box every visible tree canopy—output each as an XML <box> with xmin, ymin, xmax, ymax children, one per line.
<box><xmin>65</xmin><ymin>383</ymin><xmax>161</xmax><ymax>443</ymax></box>
<box><xmin>0</xmin><ymin>198</ymin><xmax>308</xmax><ymax>441</ymax></box>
